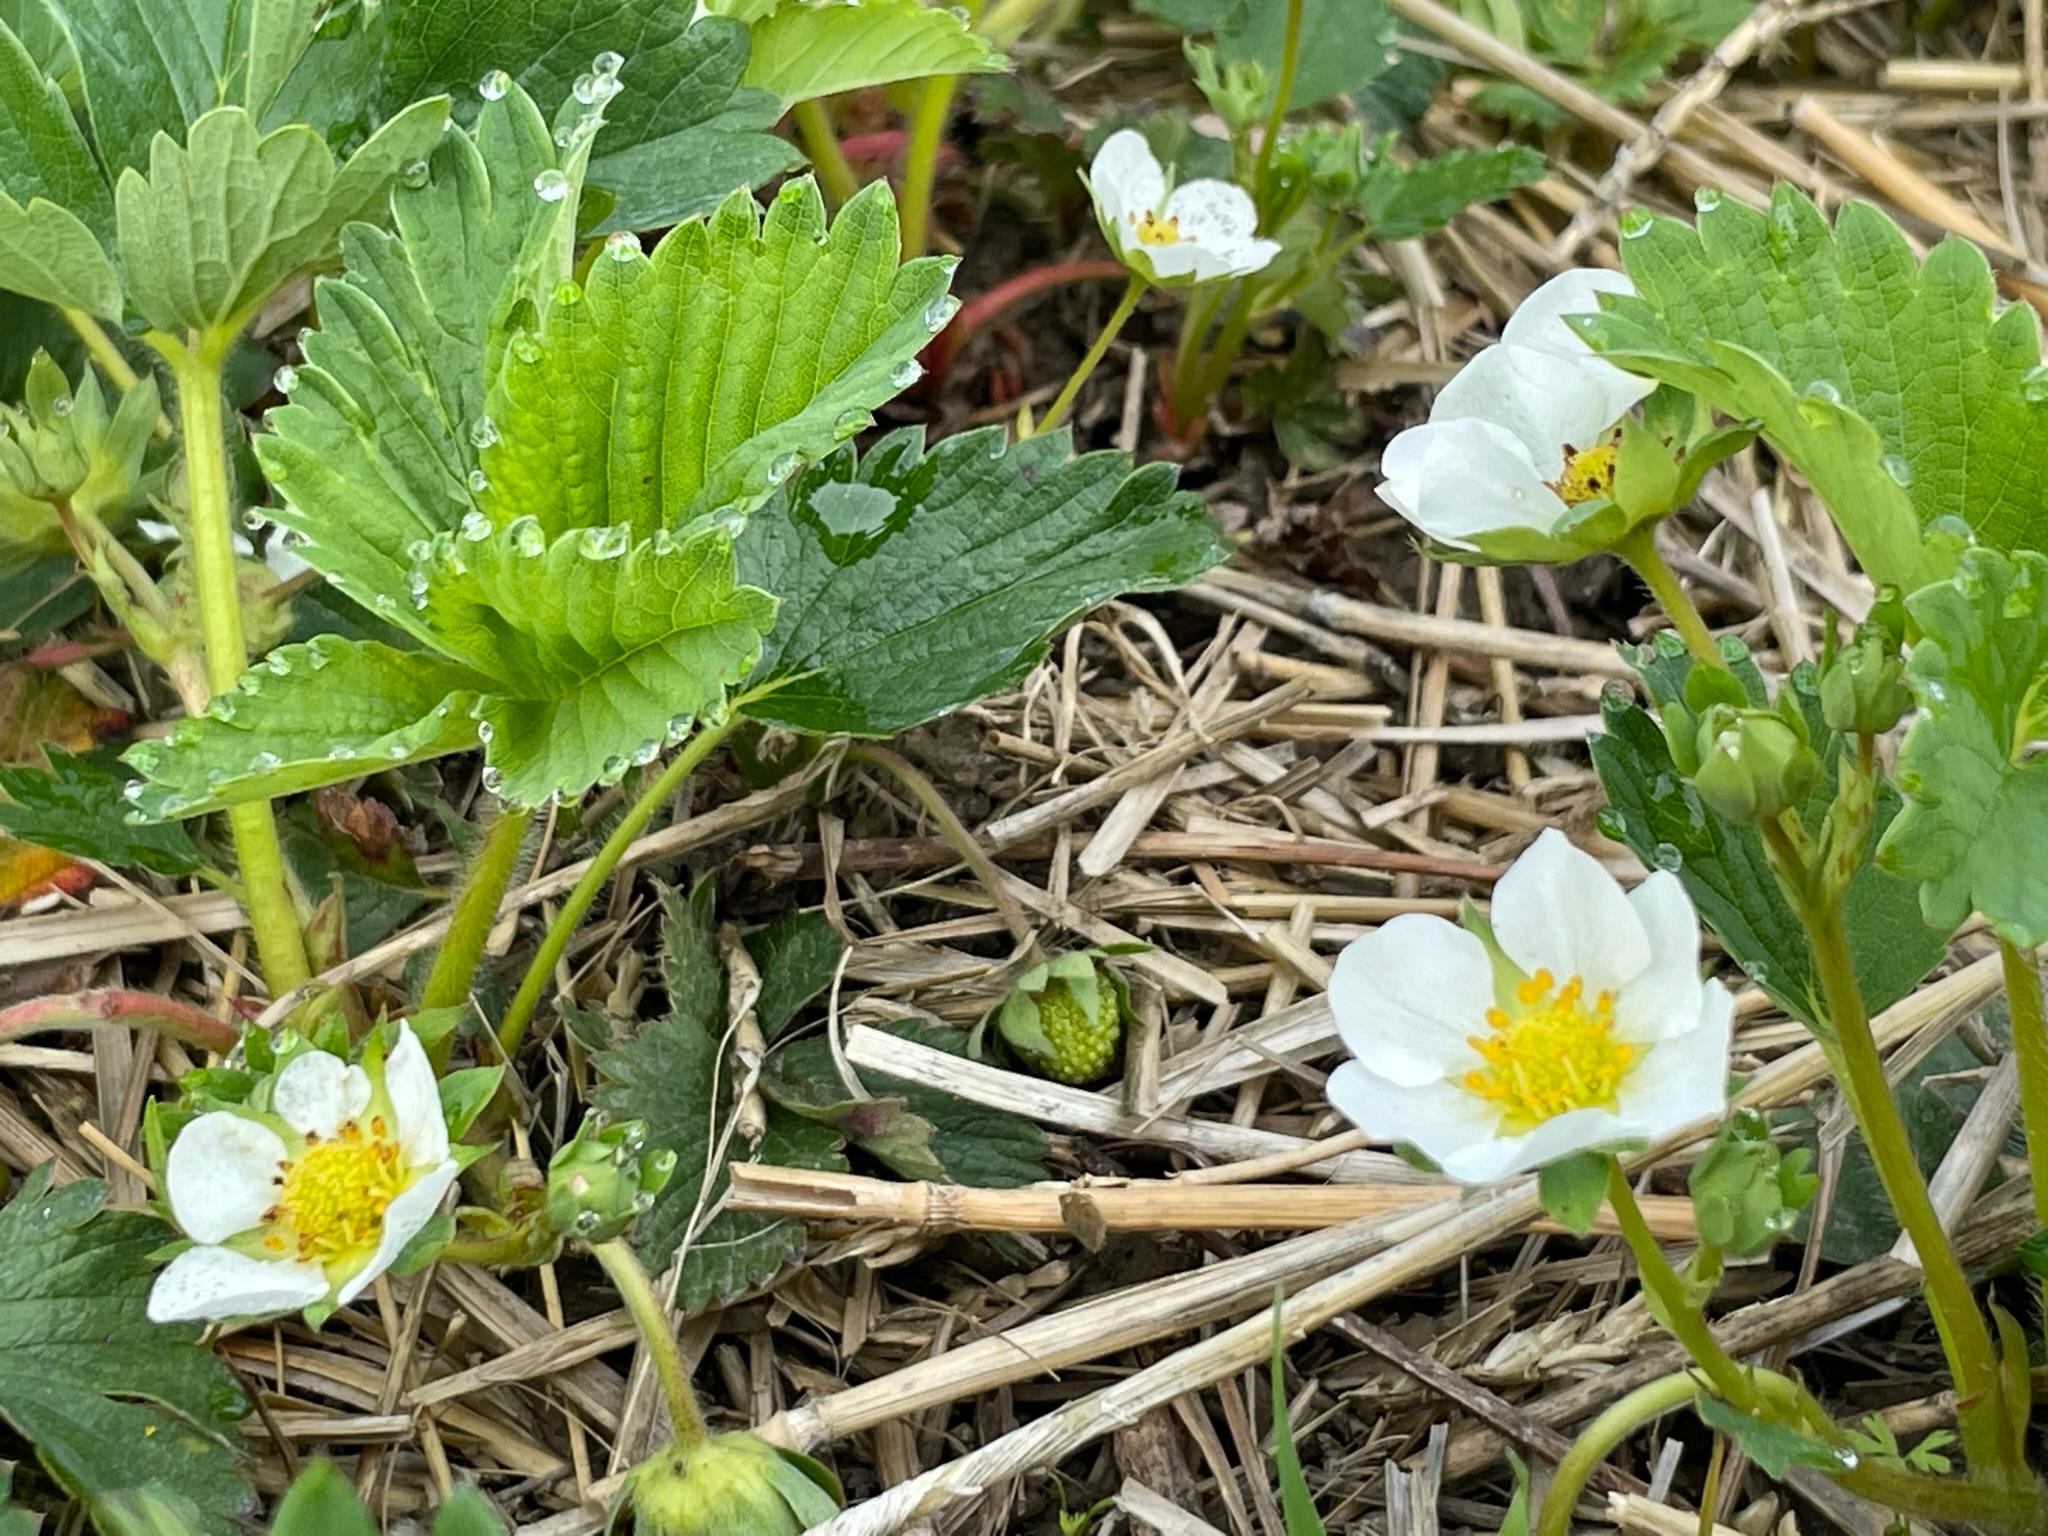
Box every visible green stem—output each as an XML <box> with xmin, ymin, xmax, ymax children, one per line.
<box><xmin>1605</xmin><ymin>1160</ymin><xmax>1754</xmax><ymax>1409</ymax></box>
<box><xmin>1188</xmin><ymin>281</ymin><xmax>1260</xmax><ymax>419</ymax></box>
<box><xmin>1999</xmin><ymin>937</ymin><xmax>2048</xmax><ymax>1236</ymax></box>
<box><xmin>592</xmin><ymin>1239</ymin><xmax>708</xmax><ymax>1449</ymax></box>
<box><xmin>419</xmin><ymin>805</ymin><xmax>534</xmax><ymax>1027</ymax></box>
<box><xmin>1835</xmin><ymin>1458</ymin><xmax>2048</xmax><ymax>1530</ymax></box>
<box><xmin>151</xmin><ymin>329</ymin><xmax>311</xmax><ymax>998</ymax></box>
<box><xmin>62</xmin><ymin>307</ymin><xmax>174</xmax><ymax>439</ymax></box>
<box><xmin>1538</xmin><ymin>1372</ymin><xmax>1701</xmax><ymax>1536</ymax></box>
<box><xmin>1804</xmin><ymin>890</ymin><xmax>2010</xmax><ymax>1477</ymax></box>
<box><xmin>1249</xmin><ymin>0</ymin><xmax>1303</xmax><ymax>203</ymax></box>
<box><xmin>497</xmin><ymin>718</ymin><xmax>736</xmax><ymax>1056</ymax></box>
<box><xmin>792</xmin><ymin>98</ymin><xmax>860</xmax><ymax>209</ymax></box>
<box><xmin>1614</xmin><ymin>525</ymin><xmax>1722</xmax><ymax>671</ymax></box>
<box><xmin>1036</xmin><ymin>274</ymin><xmax>1145</xmax><ymax>436</ymax></box>
<box><xmin>899</xmin><ymin>72</ymin><xmax>960</xmax><ymax>259</ymax></box>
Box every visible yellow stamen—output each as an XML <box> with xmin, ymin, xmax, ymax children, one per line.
<box><xmin>1132</xmin><ymin>210</ymin><xmax>1182</xmax><ymax>246</ymax></box>
<box><xmin>1462</xmin><ymin>971</ymin><xmax>1634</xmax><ymax>1128</ymax></box>
<box><xmin>1551</xmin><ymin>442</ymin><xmax>1618</xmax><ymax>506</ymax></box>
<box><xmin>274</xmin><ymin>1120</ymin><xmax>410</xmax><ymax>1264</ymax></box>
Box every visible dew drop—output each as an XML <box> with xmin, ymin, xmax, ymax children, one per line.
<box><xmin>891</xmin><ymin>359</ymin><xmax>924</xmax><ymax>389</ymax></box>
<box><xmin>1692</xmin><ymin>187</ymin><xmax>1722</xmax><ymax>213</ymax></box>
<box><xmin>593</xmin><ymin>49</ymin><xmax>624</xmax><ymax>77</ymax></box>
<box><xmin>604</xmin><ymin>229</ymin><xmax>641</xmax><ymax>262</ymax></box>
<box><xmin>767</xmin><ymin>451</ymin><xmax>801</xmax><ymax>484</ymax></box>
<box><xmin>327</xmin><ymin>744</ymin><xmax>356</xmax><ymax>761</ymax></box>
<box><xmin>400</xmin><ymin>158</ymin><xmax>430</xmax><ymax>189</ymax></box>
<box><xmin>631</xmin><ymin>738</ymin><xmax>660</xmax><ymax>766</ymax></box>
<box><xmin>834</xmin><ymin>408</ymin><xmax>868</xmax><ymax>437</ymax></box>
<box><xmin>242</xmin><ymin>508</ymin><xmax>269</xmax><ymax>530</ymax></box>
<box><xmin>266</xmin><ymin>651</ymin><xmax>293</xmax><ymax>676</ymax></box>
<box><xmin>469</xmin><ymin>467</ymin><xmax>490</xmax><ymax>494</ymax></box>
<box><xmin>579</xmin><ymin>524</ymin><xmax>628</xmax><ymax>558</ymax></box>
<box><xmin>469</xmin><ymin>414</ymin><xmax>498</xmax><ymax>449</ymax></box>
<box><xmin>405</xmin><ymin>538</ymin><xmax>433</xmax><ymax>563</ymax></box>
<box><xmin>478</xmin><ymin>68</ymin><xmax>511</xmax><ymax>101</ymax></box>
<box><xmin>511</xmin><ymin>333</ymin><xmax>542</xmax><ymax>365</ymax></box>
<box><xmin>1652</xmin><ymin>842</ymin><xmax>1683</xmax><ymax>873</ymax></box>
<box><xmin>49</xmin><ymin>393</ymin><xmax>72</xmax><ymax>417</ymax></box>
<box><xmin>1801</xmin><ymin>379</ymin><xmax>1841</xmax><ymax>405</ymax></box>
<box><xmin>306</xmin><ymin>643</ymin><xmax>331</xmax><ymax>671</ymax></box>
<box><xmin>600</xmin><ymin>754</ymin><xmax>629</xmax><ymax>782</ymax></box>
<box><xmin>533</xmin><ymin>168</ymin><xmax>570</xmax><ymax>203</ymax></box>
<box><xmin>460</xmin><ymin>510</ymin><xmax>493</xmax><ymax>541</ymax></box>
<box><xmin>1618</xmin><ymin>207</ymin><xmax>1653</xmax><ymax>239</ymax></box>
<box><xmin>553</xmin><ymin>279</ymin><xmax>584</xmax><ymax>307</ymax></box>
<box><xmin>123</xmin><ymin>809</ymin><xmax>148</xmax><ymax>825</ymax></box>
<box><xmin>477</xmin><ymin>720</ymin><xmax>495</xmax><ymax>743</ymax></box>
<box><xmin>481</xmin><ymin>765</ymin><xmax>504</xmax><ymax>793</ymax></box>
<box><xmin>572</xmin><ymin>71</ymin><xmax>600</xmax><ymax>105</ymax></box>
<box><xmin>373</xmin><ymin>593</ymin><xmax>399</xmax><ymax>613</ymax></box>
<box><xmin>273</xmin><ymin>365</ymin><xmax>298</xmax><ymax>393</ymax></box>
<box><xmin>250</xmin><ymin>751</ymin><xmax>282</xmax><ymax>770</ymax></box>
<box><xmin>511</xmin><ymin>518</ymin><xmax>546</xmax><ymax>557</ymax></box>
<box><xmin>2024</xmin><ymin>363</ymin><xmax>2048</xmax><ymax>404</ymax></box>
<box><xmin>924</xmin><ymin>294</ymin><xmax>961</xmax><ymax>330</ymax></box>
<box><xmin>122</xmin><ymin>780</ymin><xmax>145</xmax><ymax>803</ymax></box>
<box><xmin>1880</xmin><ymin>453</ymin><xmax>1913</xmax><ymax>488</ymax></box>
<box><xmin>208</xmin><ymin>696</ymin><xmax>237</xmax><ymax>722</ymax></box>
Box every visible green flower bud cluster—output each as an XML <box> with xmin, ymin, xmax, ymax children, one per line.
<box><xmin>1688</xmin><ymin>1108</ymin><xmax>1818</xmax><ymax>1256</ymax></box>
<box><xmin>1819</xmin><ymin>592</ymin><xmax>1910</xmax><ymax>736</ymax></box>
<box><xmin>1662</xmin><ymin>662</ymin><xmax>1818</xmax><ymax>826</ymax></box>
<box><xmin>545</xmin><ymin>1118</ymin><xmax>675</xmax><ymax>1245</ymax></box>
<box><xmin>991</xmin><ymin>949</ymin><xmax>1137</xmax><ymax>1086</ymax></box>
<box><xmin>623</xmin><ymin>1432</ymin><xmax>840</xmax><ymax>1535</ymax></box>
<box><xmin>1</xmin><ymin>352</ymin><xmax>159</xmax><ymax>567</ymax></box>
<box><xmin>1184</xmin><ymin>40</ymin><xmax>1267</xmax><ymax>138</ymax></box>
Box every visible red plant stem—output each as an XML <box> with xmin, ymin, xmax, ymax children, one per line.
<box><xmin>838</xmin><ymin>129</ymin><xmax>916</xmax><ymax>165</ymax></box>
<box><xmin>0</xmin><ymin>987</ymin><xmax>242</xmax><ymax>1054</ymax></box>
<box><xmin>923</xmin><ymin>259</ymin><xmax>1131</xmax><ymax>383</ymax></box>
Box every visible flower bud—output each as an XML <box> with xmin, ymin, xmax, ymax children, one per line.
<box><xmin>623</xmin><ymin>1433</ymin><xmax>839</xmax><ymax>1535</ymax></box>
<box><xmin>1184</xmin><ymin>40</ymin><xmax>1267</xmax><ymax>137</ymax></box>
<box><xmin>546</xmin><ymin>1118</ymin><xmax>675</xmax><ymax>1245</ymax></box>
<box><xmin>1819</xmin><ymin>627</ymin><xmax>1910</xmax><ymax>735</ymax></box>
<box><xmin>1691</xmin><ymin>704</ymin><xmax>1817</xmax><ymax>824</ymax></box>
<box><xmin>1688</xmin><ymin>1113</ymin><xmax>1817</xmax><ymax>1256</ymax></box>
<box><xmin>991</xmin><ymin>949</ymin><xmax>1135</xmax><ymax>1086</ymax></box>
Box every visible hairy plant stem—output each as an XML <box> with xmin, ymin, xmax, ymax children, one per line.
<box><xmin>1538</xmin><ymin>1372</ymin><xmax>1701</xmax><ymax>1536</ymax></box>
<box><xmin>1603</xmin><ymin>1160</ymin><xmax>1754</xmax><ymax>1409</ymax></box>
<box><xmin>1998</xmin><ymin>937</ymin><xmax>2048</xmax><ymax>1239</ymax></box>
<box><xmin>420</xmin><ymin>805</ymin><xmax>534</xmax><ymax>1043</ymax></box>
<box><xmin>1249</xmin><ymin>0</ymin><xmax>1304</xmax><ymax>202</ymax></box>
<box><xmin>841</xmin><ymin>743</ymin><xmax>1030</xmax><ymax>941</ymax></box>
<box><xmin>497</xmin><ymin>717</ymin><xmax>736</xmax><ymax>1056</ymax></box>
<box><xmin>1037</xmin><ymin>274</ymin><xmax>1145</xmax><ymax>435</ymax></box>
<box><xmin>1798</xmin><ymin>882</ymin><xmax>2011</xmax><ymax>1479</ymax></box>
<box><xmin>898</xmin><ymin>71</ymin><xmax>960</xmax><ymax>259</ymax></box>
<box><xmin>151</xmin><ymin>329</ymin><xmax>311</xmax><ymax>998</ymax></box>
<box><xmin>1614</xmin><ymin>525</ymin><xmax>1722</xmax><ymax>671</ymax></box>
<box><xmin>792</xmin><ymin>99</ymin><xmax>860</xmax><ymax>209</ymax></box>
<box><xmin>593</xmin><ymin>1238</ymin><xmax>708</xmax><ymax>1449</ymax></box>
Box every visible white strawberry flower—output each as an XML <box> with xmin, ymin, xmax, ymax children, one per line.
<box><xmin>1377</xmin><ymin>269</ymin><xmax>1656</xmax><ymax>557</ymax></box>
<box><xmin>1327</xmin><ymin>829</ymin><xmax>1731</xmax><ymax>1183</ymax></box>
<box><xmin>147</xmin><ymin>1022</ymin><xmax>459</xmax><ymax>1323</ymax></box>
<box><xmin>1086</xmin><ymin>129</ymin><xmax>1280</xmax><ymax>287</ymax></box>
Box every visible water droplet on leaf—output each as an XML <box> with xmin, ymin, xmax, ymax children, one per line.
<box><xmin>604</xmin><ymin>230</ymin><xmax>640</xmax><ymax>262</ymax></box>
<box><xmin>1881</xmin><ymin>453</ymin><xmax>1912</xmax><ymax>487</ymax></box>
<box><xmin>1652</xmin><ymin>842</ymin><xmax>1683</xmax><ymax>872</ymax></box>
<box><xmin>469</xmin><ymin>415</ymin><xmax>498</xmax><ymax>449</ymax></box>
<box><xmin>478</xmin><ymin>68</ymin><xmax>511</xmax><ymax>100</ymax></box>
<box><xmin>533</xmin><ymin>169</ymin><xmax>570</xmax><ymax>203</ymax></box>
<box><xmin>400</xmin><ymin>158</ymin><xmax>430</xmax><ymax>189</ymax></box>
<box><xmin>273</xmin><ymin>365</ymin><xmax>298</xmax><ymax>393</ymax></box>
<box><xmin>1693</xmin><ymin>187</ymin><xmax>1722</xmax><ymax>213</ymax></box>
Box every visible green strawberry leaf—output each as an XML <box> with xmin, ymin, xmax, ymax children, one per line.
<box><xmin>742</xmin><ymin>0</ymin><xmax>1005</xmax><ymax>105</ymax></box>
<box><xmin>1357</xmin><ymin>142</ymin><xmax>1547</xmax><ymax>241</ymax></box>
<box><xmin>0</xmin><ymin>16</ymin><xmax>112</xmax><ymax>239</ymax></box>
<box><xmin>1878</xmin><ymin>547</ymin><xmax>2048</xmax><ymax>945</ymax></box>
<box><xmin>1536</xmin><ymin>1150</ymin><xmax>1607</xmax><ymax>1237</ymax></box>
<box><xmin>0</xmin><ymin>192</ymin><xmax>120</xmax><ymax>318</ymax></box>
<box><xmin>0</xmin><ymin>1167</ymin><xmax>252</xmax><ymax>1533</ymax></box>
<box><xmin>1591</xmin><ymin>633</ymin><xmax>1945</xmax><ymax>1022</ymax></box>
<box><xmin>737</xmin><ymin>426</ymin><xmax>1227</xmax><ymax>736</ymax></box>
<box><xmin>268</xmin><ymin>1461</ymin><xmax>375</xmax><ymax>1536</ymax></box>
<box><xmin>122</xmin><ymin>638</ymin><xmax>485</xmax><ymax>819</ymax></box>
<box><xmin>1139</xmin><ymin>0</ymin><xmax>1397</xmax><ymax>109</ymax></box>
<box><xmin>483</xmin><ymin>178</ymin><xmax>955</xmax><ymax>542</ymax></box>
<box><xmin>54</xmin><ymin>0</ymin><xmax>230</xmax><ymax>180</ymax></box>
<box><xmin>0</xmin><ymin>747</ymin><xmax>205</xmax><ymax>874</ymax></box>
<box><xmin>745</xmin><ymin>909</ymin><xmax>846</xmax><ymax>1041</ymax></box>
<box><xmin>1577</xmin><ymin>187</ymin><xmax>2048</xmax><ymax>588</ymax></box>
<box><xmin>1693</xmin><ymin>1395</ymin><xmax>1850</xmax><ymax>1480</ymax></box>
<box><xmin>414</xmin><ymin>519</ymin><xmax>776</xmax><ymax>806</ymax></box>
<box><xmin>114</xmin><ymin>97</ymin><xmax>449</xmax><ymax>335</ymax></box>
<box><xmin>377</xmin><ymin>4</ymin><xmax>800</xmax><ymax>231</ymax></box>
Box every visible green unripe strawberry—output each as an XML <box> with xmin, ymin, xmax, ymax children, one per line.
<box><xmin>992</xmin><ymin>950</ymin><xmax>1136</xmax><ymax>1085</ymax></box>
<box><xmin>622</xmin><ymin>1432</ymin><xmax>840</xmax><ymax>1535</ymax></box>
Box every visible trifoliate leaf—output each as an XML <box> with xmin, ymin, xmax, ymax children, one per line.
<box><xmin>1357</xmin><ymin>143</ymin><xmax>1547</xmax><ymax>241</ymax></box>
<box><xmin>743</xmin><ymin>0</ymin><xmax>1004</xmax><ymax>105</ymax></box>
<box><xmin>257</xmin><ymin>80</ymin><xmax>598</xmax><ymax>631</ymax></box>
<box><xmin>114</xmin><ymin>98</ymin><xmax>449</xmax><ymax>335</ymax></box>
<box><xmin>0</xmin><ymin>748</ymin><xmax>204</xmax><ymax>874</ymax></box>
<box><xmin>1591</xmin><ymin>633</ymin><xmax>1945</xmax><ymax>1022</ymax></box>
<box><xmin>484</xmin><ymin>178</ymin><xmax>954</xmax><ymax>540</ymax></box>
<box><xmin>737</xmin><ymin>426</ymin><xmax>1227</xmax><ymax>735</ymax></box>
<box><xmin>1578</xmin><ymin>188</ymin><xmax>2048</xmax><ymax>588</ymax></box>
<box><xmin>1879</xmin><ymin>547</ymin><xmax>2048</xmax><ymax>945</ymax></box>
<box><xmin>415</xmin><ymin>520</ymin><xmax>776</xmax><ymax>806</ymax></box>
<box><xmin>122</xmin><ymin>638</ymin><xmax>485</xmax><ymax>819</ymax></box>
<box><xmin>0</xmin><ymin>16</ymin><xmax>113</xmax><ymax>239</ymax></box>
<box><xmin>0</xmin><ymin>1167</ymin><xmax>252</xmax><ymax>1533</ymax></box>
<box><xmin>377</xmin><ymin>4</ymin><xmax>801</xmax><ymax>231</ymax></box>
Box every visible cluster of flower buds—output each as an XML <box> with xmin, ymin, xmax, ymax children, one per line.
<box><xmin>544</xmin><ymin>1117</ymin><xmax>676</xmax><ymax>1245</ymax></box>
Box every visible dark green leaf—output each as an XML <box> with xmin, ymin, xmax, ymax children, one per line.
<box><xmin>1357</xmin><ymin>143</ymin><xmax>1546</xmax><ymax>241</ymax></box>
<box><xmin>737</xmin><ymin>426</ymin><xmax>1227</xmax><ymax>736</ymax></box>
<box><xmin>0</xmin><ymin>1167</ymin><xmax>251</xmax><ymax>1533</ymax></box>
<box><xmin>745</xmin><ymin>911</ymin><xmax>844</xmax><ymax>1040</ymax></box>
<box><xmin>0</xmin><ymin>16</ymin><xmax>112</xmax><ymax>239</ymax></box>
<box><xmin>0</xmin><ymin>748</ymin><xmax>205</xmax><ymax>875</ymax></box>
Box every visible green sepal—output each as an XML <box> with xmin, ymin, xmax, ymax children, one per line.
<box><xmin>1535</xmin><ymin>1150</ymin><xmax>1607</xmax><ymax>1237</ymax></box>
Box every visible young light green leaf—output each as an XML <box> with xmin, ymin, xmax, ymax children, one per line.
<box><xmin>0</xmin><ymin>17</ymin><xmax>114</xmax><ymax>239</ymax></box>
<box><xmin>1357</xmin><ymin>143</ymin><xmax>1547</xmax><ymax>242</ymax></box>
<box><xmin>114</xmin><ymin>97</ymin><xmax>449</xmax><ymax>335</ymax></box>
<box><xmin>484</xmin><ymin>178</ymin><xmax>955</xmax><ymax>540</ymax></box>
<box><xmin>1536</xmin><ymin>1150</ymin><xmax>1608</xmax><ymax>1236</ymax></box>
<box><xmin>269</xmin><ymin>1462</ymin><xmax>376</xmax><ymax>1536</ymax></box>
<box><xmin>737</xmin><ymin>426</ymin><xmax>1228</xmax><ymax>736</ymax></box>
<box><xmin>430</xmin><ymin>1484</ymin><xmax>511</xmax><ymax>1536</ymax></box>
<box><xmin>122</xmin><ymin>638</ymin><xmax>485</xmax><ymax>819</ymax></box>
<box><xmin>1578</xmin><ymin>187</ymin><xmax>2048</xmax><ymax>588</ymax></box>
<box><xmin>1141</xmin><ymin>0</ymin><xmax>1397</xmax><ymax>108</ymax></box>
<box><xmin>1693</xmin><ymin>1395</ymin><xmax>1851</xmax><ymax>1479</ymax></box>
<box><xmin>0</xmin><ymin>192</ymin><xmax>120</xmax><ymax>317</ymax></box>
<box><xmin>1878</xmin><ymin>547</ymin><xmax>2048</xmax><ymax>946</ymax></box>
<box><xmin>1269</xmin><ymin>1292</ymin><xmax>1326</xmax><ymax>1535</ymax></box>
<box><xmin>0</xmin><ymin>747</ymin><xmax>205</xmax><ymax>873</ymax></box>
<box><xmin>0</xmin><ymin>1167</ymin><xmax>252</xmax><ymax>1534</ymax></box>
<box><xmin>742</xmin><ymin>0</ymin><xmax>1005</xmax><ymax>105</ymax></box>
<box><xmin>416</xmin><ymin>519</ymin><xmax>776</xmax><ymax>806</ymax></box>
<box><xmin>377</xmin><ymin>3</ymin><xmax>800</xmax><ymax>231</ymax></box>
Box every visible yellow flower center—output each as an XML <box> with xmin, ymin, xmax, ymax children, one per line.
<box><xmin>266</xmin><ymin>1118</ymin><xmax>408</xmax><ymax>1264</ymax></box>
<box><xmin>1551</xmin><ymin>442</ymin><xmax>1618</xmax><ymax>506</ymax></box>
<box><xmin>1132</xmin><ymin>210</ymin><xmax>1183</xmax><ymax>246</ymax></box>
<box><xmin>1462</xmin><ymin>969</ymin><xmax>1634</xmax><ymax>1128</ymax></box>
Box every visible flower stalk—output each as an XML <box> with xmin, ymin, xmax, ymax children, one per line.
<box><xmin>1538</xmin><ymin>1372</ymin><xmax>1702</xmax><ymax>1536</ymax></box>
<box><xmin>1613</xmin><ymin>525</ymin><xmax>1723</xmax><ymax>672</ymax></box>
<box><xmin>792</xmin><ymin>100</ymin><xmax>860</xmax><ymax>210</ymax></box>
<box><xmin>592</xmin><ymin>1238</ymin><xmax>708</xmax><ymax>1449</ymax></box>
<box><xmin>1034</xmin><ymin>274</ymin><xmax>1145</xmax><ymax>436</ymax></box>
<box><xmin>1602</xmin><ymin>1159</ymin><xmax>1753</xmax><ymax>1409</ymax></box>
<box><xmin>1997</xmin><ymin>937</ymin><xmax>2048</xmax><ymax>1240</ymax></box>
<box><xmin>420</xmin><ymin>803</ymin><xmax>535</xmax><ymax>1045</ymax></box>
<box><xmin>1248</xmin><ymin>0</ymin><xmax>1303</xmax><ymax>202</ymax></box>
<box><xmin>151</xmin><ymin>327</ymin><xmax>311</xmax><ymax>997</ymax></box>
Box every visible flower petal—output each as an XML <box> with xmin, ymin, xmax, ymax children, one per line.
<box><xmin>1329</xmin><ymin>913</ymin><xmax>1497</xmax><ymax>1087</ymax></box>
<box><xmin>1431</xmin><ymin>344</ymin><xmax>1625</xmax><ymax>475</ymax></box>
<box><xmin>1614</xmin><ymin>872</ymin><xmax>1704</xmax><ymax>1042</ymax></box>
<box><xmin>1440</xmin><ymin>1105</ymin><xmax>1637</xmax><ymax>1183</ymax></box>
<box><xmin>385</xmin><ymin>1022</ymin><xmax>448</xmax><ymax>1169</ymax></box>
<box><xmin>1089</xmin><ymin>129</ymin><xmax>1164</xmax><ymax>229</ymax></box>
<box><xmin>1489</xmin><ymin>829</ymin><xmax>1649</xmax><ymax>998</ymax></box>
<box><xmin>1327</xmin><ymin>1062</ymin><xmax>1504</xmax><ymax>1175</ymax></box>
<box><xmin>1499</xmin><ymin>268</ymin><xmax>1633</xmax><ymax>360</ymax></box>
<box><xmin>1378</xmin><ymin>416</ymin><xmax>1569</xmax><ymax>546</ymax></box>
<box><xmin>334</xmin><ymin>1158</ymin><xmax>458</xmax><ymax>1306</ymax></box>
<box><xmin>146</xmin><ymin>1244</ymin><xmax>328</xmax><ymax>1324</ymax></box>
<box><xmin>1164</xmin><ymin>178</ymin><xmax>1258</xmax><ymax>245</ymax></box>
<box><xmin>166</xmin><ymin>1112</ymin><xmax>288</xmax><ymax>1243</ymax></box>
<box><xmin>272</xmin><ymin>1049</ymin><xmax>371</xmax><ymax>1141</ymax></box>
<box><xmin>1615</xmin><ymin>979</ymin><xmax>1733</xmax><ymax>1134</ymax></box>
